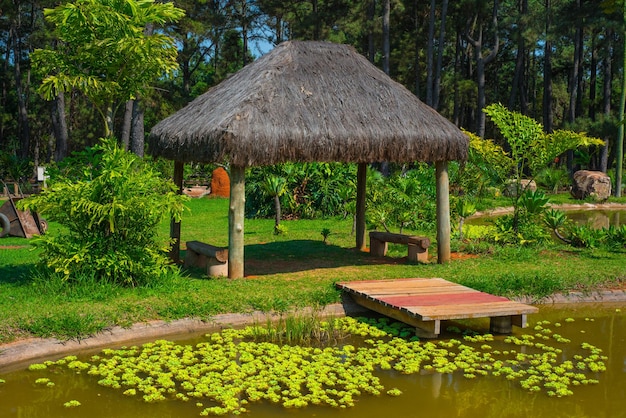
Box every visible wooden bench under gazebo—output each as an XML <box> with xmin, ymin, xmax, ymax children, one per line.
<box><xmin>149</xmin><ymin>41</ymin><xmax>469</xmax><ymax>278</ymax></box>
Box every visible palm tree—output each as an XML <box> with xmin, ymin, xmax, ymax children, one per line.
<box><xmin>262</xmin><ymin>174</ymin><xmax>287</xmax><ymax>232</ymax></box>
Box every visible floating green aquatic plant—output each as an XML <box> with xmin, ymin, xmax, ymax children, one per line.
<box><xmin>63</xmin><ymin>400</ymin><xmax>81</xmax><ymax>408</ymax></box>
<box><xmin>25</xmin><ymin>315</ymin><xmax>609</xmax><ymax>416</ymax></box>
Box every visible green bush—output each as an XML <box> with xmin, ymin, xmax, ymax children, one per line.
<box><xmin>246</xmin><ymin>162</ymin><xmax>356</xmax><ymax>219</ymax></box>
<box><xmin>535</xmin><ymin>167</ymin><xmax>569</xmax><ymax>193</ymax></box>
<box><xmin>19</xmin><ymin>138</ymin><xmax>188</xmax><ymax>286</ymax></box>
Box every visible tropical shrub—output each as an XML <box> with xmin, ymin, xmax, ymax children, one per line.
<box><xmin>0</xmin><ymin>151</ymin><xmax>33</xmax><ymax>186</ymax></box>
<box><xmin>483</xmin><ymin>104</ymin><xmax>604</xmax><ymax>234</ymax></box>
<box><xmin>18</xmin><ymin>138</ymin><xmax>188</xmax><ymax>286</ymax></box>
<box><xmin>367</xmin><ymin>164</ymin><xmax>438</xmax><ymax>233</ymax></box>
<box><xmin>246</xmin><ymin>162</ymin><xmax>356</xmax><ymax>220</ymax></box>
<box><xmin>535</xmin><ymin>167</ymin><xmax>569</xmax><ymax>193</ymax></box>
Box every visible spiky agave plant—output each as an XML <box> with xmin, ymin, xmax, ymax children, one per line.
<box><xmin>543</xmin><ymin>209</ymin><xmax>571</xmax><ymax>244</ymax></box>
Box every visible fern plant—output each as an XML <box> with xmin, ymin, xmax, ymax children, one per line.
<box><xmin>19</xmin><ymin>138</ymin><xmax>188</xmax><ymax>286</ymax></box>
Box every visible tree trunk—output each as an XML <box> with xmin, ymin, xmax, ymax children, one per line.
<box><xmin>589</xmin><ymin>31</ymin><xmax>598</xmax><ymax>121</ymax></box>
<box><xmin>130</xmin><ymin>99</ymin><xmax>144</xmax><ymax>157</ymax></box>
<box><xmin>432</xmin><ymin>0</ymin><xmax>449</xmax><ymax>110</ymax></box>
<box><xmin>566</xmin><ymin>0</ymin><xmax>582</xmax><ymax>175</ymax></box>
<box><xmin>241</xmin><ymin>0</ymin><xmax>249</xmax><ymax>65</ymax></box>
<box><xmin>426</xmin><ymin>0</ymin><xmax>436</xmax><ymax>107</ymax></box>
<box><xmin>542</xmin><ymin>0</ymin><xmax>553</xmax><ymax>133</ymax></box>
<box><xmin>121</xmin><ymin>99</ymin><xmax>133</xmax><ymax>150</ymax></box>
<box><xmin>453</xmin><ymin>33</ymin><xmax>462</xmax><ymax>126</ymax></box>
<box><xmin>11</xmin><ymin>26</ymin><xmax>31</xmax><ymax>159</ymax></box>
<box><xmin>51</xmin><ymin>91</ymin><xmax>69</xmax><ymax>162</ymax></box>
<box><xmin>379</xmin><ymin>0</ymin><xmax>391</xmax><ymax>176</ymax></box>
<box><xmin>509</xmin><ymin>0</ymin><xmax>528</xmax><ymax>113</ymax></box>
<box><xmin>383</xmin><ymin>0</ymin><xmax>390</xmax><ymax>75</ymax></box>
<box><xmin>600</xmin><ymin>29</ymin><xmax>612</xmax><ymax>174</ymax></box>
<box><xmin>312</xmin><ymin>0</ymin><xmax>320</xmax><ymax>41</ymax></box>
<box><xmin>465</xmin><ymin>0</ymin><xmax>499</xmax><ymax>138</ymax></box>
<box><xmin>273</xmin><ymin>195</ymin><xmax>281</xmax><ymax>228</ymax></box>
<box><xmin>414</xmin><ymin>0</ymin><xmax>420</xmax><ymax>96</ymax></box>
<box><xmin>616</xmin><ymin>2</ymin><xmax>625</xmax><ymax>197</ymax></box>
<box><xmin>368</xmin><ymin>0</ymin><xmax>376</xmax><ymax>63</ymax></box>
<box><xmin>228</xmin><ymin>165</ymin><xmax>246</xmax><ymax>278</ymax></box>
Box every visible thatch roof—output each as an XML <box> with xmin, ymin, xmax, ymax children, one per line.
<box><xmin>149</xmin><ymin>40</ymin><xmax>468</xmax><ymax>166</ymax></box>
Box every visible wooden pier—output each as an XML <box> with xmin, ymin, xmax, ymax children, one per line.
<box><xmin>336</xmin><ymin>278</ymin><xmax>538</xmax><ymax>338</ymax></box>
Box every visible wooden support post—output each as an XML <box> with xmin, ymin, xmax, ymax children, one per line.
<box><xmin>228</xmin><ymin>165</ymin><xmax>245</xmax><ymax>279</ymax></box>
<box><xmin>490</xmin><ymin>316</ymin><xmax>513</xmax><ymax>334</ymax></box>
<box><xmin>169</xmin><ymin>160</ymin><xmax>184</xmax><ymax>264</ymax></box>
<box><xmin>436</xmin><ymin>161</ymin><xmax>451</xmax><ymax>264</ymax></box>
<box><xmin>511</xmin><ymin>314</ymin><xmax>528</xmax><ymax>328</ymax></box>
<box><xmin>355</xmin><ymin>162</ymin><xmax>367</xmax><ymax>251</ymax></box>
<box><xmin>369</xmin><ymin>235</ymin><xmax>388</xmax><ymax>257</ymax></box>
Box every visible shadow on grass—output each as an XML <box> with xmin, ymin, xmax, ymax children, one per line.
<box><xmin>0</xmin><ymin>263</ymin><xmax>34</xmax><ymax>286</ymax></box>
<box><xmin>181</xmin><ymin>239</ymin><xmax>406</xmax><ymax>278</ymax></box>
<box><xmin>242</xmin><ymin>239</ymin><xmax>405</xmax><ymax>276</ymax></box>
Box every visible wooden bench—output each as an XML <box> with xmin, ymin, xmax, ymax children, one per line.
<box><xmin>184</xmin><ymin>240</ymin><xmax>229</xmax><ymax>277</ymax></box>
<box><xmin>369</xmin><ymin>231</ymin><xmax>430</xmax><ymax>263</ymax></box>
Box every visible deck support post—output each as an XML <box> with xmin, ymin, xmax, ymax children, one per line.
<box><xmin>490</xmin><ymin>316</ymin><xmax>513</xmax><ymax>334</ymax></box>
<box><xmin>414</xmin><ymin>321</ymin><xmax>440</xmax><ymax>339</ymax></box>
<box><xmin>169</xmin><ymin>160</ymin><xmax>184</xmax><ymax>264</ymax></box>
<box><xmin>436</xmin><ymin>161</ymin><xmax>451</xmax><ymax>264</ymax></box>
<box><xmin>228</xmin><ymin>165</ymin><xmax>245</xmax><ymax>279</ymax></box>
<box><xmin>355</xmin><ymin>163</ymin><xmax>367</xmax><ymax>251</ymax></box>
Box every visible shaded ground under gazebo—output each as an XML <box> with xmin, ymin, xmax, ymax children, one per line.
<box><xmin>149</xmin><ymin>40</ymin><xmax>469</xmax><ymax>278</ymax></box>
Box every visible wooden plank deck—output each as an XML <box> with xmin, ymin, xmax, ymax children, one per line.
<box><xmin>336</xmin><ymin>278</ymin><xmax>538</xmax><ymax>338</ymax></box>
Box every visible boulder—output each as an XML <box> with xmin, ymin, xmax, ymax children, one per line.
<box><xmin>183</xmin><ymin>186</ymin><xmax>210</xmax><ymax>198</ymax></box>
<box><xmin>571</xmin><ymin>170</ymin><xmax>611</xmax><ymax>201</ymax></box>
<box><xmin>503</xmin><ymin>179</ymin><xmax>536</xmax><ymax>197</ymax></box>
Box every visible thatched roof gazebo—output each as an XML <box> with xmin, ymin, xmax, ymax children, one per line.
<box><xmin>149</xmin><ymin>40</ymin><xmax>469</xmax><ymax>278</ymax></box>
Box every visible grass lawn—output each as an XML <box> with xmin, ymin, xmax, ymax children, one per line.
<box><xmin>0</xmin><ymin>196</ymin><xmax>625</xmax><ymax>344</ymax></box>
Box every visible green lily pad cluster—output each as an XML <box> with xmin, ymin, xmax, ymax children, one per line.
<box><xmin>24</xmin><ymin>316</ymin><xmax>607</xmax><ymax>416</ymax></box>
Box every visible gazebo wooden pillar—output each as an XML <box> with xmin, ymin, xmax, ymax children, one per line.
<box><xmin>169</xmin><ymin>160</ymin><xmax>185</xmax><ymax>264</ymax></box>
<box><xmin>228</xmin><ymin>165</ymin><xmax>246</xmax><ymax>278</ymax></box>
<box><xmin>435</xmin><ymin>161</ymin><xmax>451</xmax><ymax>263</ymax></box>
<box><xmin>355</xmin><ymin>163</ymin><xmax>367</xmax><ymax>251</ymax></box>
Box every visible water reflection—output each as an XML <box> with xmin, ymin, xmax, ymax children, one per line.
<box><xmin>567</xmin><ymin>210</ymin><xmax>625</xmax><ymax>229</ymax></box>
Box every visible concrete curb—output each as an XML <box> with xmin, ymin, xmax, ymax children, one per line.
<box><xmin>1</xmin><ymin>291</ymin><xmax>625</xmax><ymax>373</ymax></box>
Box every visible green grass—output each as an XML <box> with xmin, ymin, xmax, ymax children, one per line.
<box><xmin>0</xmin><ymin>196</ymin><xmax>624</xmax><ymax>344</ymax></box>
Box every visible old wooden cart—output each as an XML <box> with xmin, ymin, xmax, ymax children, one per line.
<box><xmin>0</xmin><ymin>181</ymin><xmax>47</xmax><ymax>238</ymax></box>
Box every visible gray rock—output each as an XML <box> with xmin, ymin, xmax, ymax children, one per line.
<box><xmin>571</xmin><ymin>170</ymin><xmax>611</xmax><ymax>201</ymax></box>
<box><xmin>503</xmin><ymin>179</ymin><xmax>536</xmax><ymax>197</ymax></box>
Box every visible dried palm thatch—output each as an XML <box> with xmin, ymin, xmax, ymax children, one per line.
<box><xmin>149</xmin><ymin>41</ymin><xmax>468</xmax><ymax>166</ymax></box>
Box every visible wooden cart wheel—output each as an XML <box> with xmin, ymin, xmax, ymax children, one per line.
<box><xmin>39</xmin><ymin>219</ymin><xmax>48</xmax><ymax>234</ymax></box>
<box><xmin>0</xmin><ymin>213</ymin><xmax>10</xmax><ymax>238</ymax></box>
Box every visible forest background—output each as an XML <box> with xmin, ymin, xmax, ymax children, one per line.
<box><xmin>0</xmin><ymin>0</ymin><xmax>624</xmax><ymax>186</ymax></box>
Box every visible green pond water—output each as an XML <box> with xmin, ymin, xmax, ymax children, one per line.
<box><xmin>0</xmin><ymin>303</ymin><xmax>624</xmax><ymax>418</ymax></box>
<box><xmin>566</xmin><ymin>209</ymin><xmax>626</xmax><ymax>229</ymax></box>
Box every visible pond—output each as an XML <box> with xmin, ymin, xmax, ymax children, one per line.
<box><xmin>0</xmin><ymin>303</ymin><xmax>624</xmax><ymax>418</ymax></box>
<box><xmin>566</xmin><ymin>209</ymin><xmax>626</xmax><ymax>229</ymax></box>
